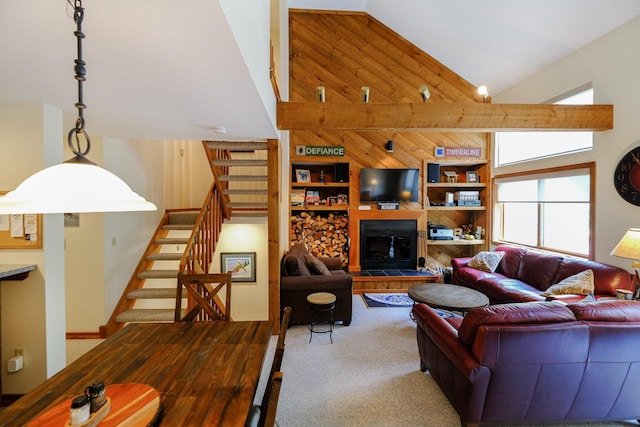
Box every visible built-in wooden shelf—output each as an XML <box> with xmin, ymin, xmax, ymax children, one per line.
<box><xmin>426</xmin><ymin>183</ymin><xmax>487</xmax><ymax>188</ymax></box>
<box><xmin>291</xmin><ymin>205</ymin><xmax>348</xmax><ymax>211</ymax></box>
<box><xmin>427</xmin><ymin>239</ymin><xmax>486</xmax><ymax>246</ymax></box>
<box><xmin>426</xmin><ymin>206</ymin><xmax>486</xmax><ymax>211</ymax></box>
<box><xmin>291</xmin><ymin>182</ymin><xmax>349</xmax><ymax>188</ymax></box>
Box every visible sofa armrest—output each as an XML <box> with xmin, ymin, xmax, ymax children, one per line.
<box><xmin>413</xmin><ymin>304</ymin><xmax>485</xmax><ymax>378</ymax></box>
<box><xmin>280</xmin><ymin>273</ymin><xmax>352</xmax><ymax>292</ymax></box>
<box><xmin>318</xmin><ymin>257</ymin><xmax>342</xmax><ymax>271</ymax></box>
<box><xmin>452</xmin><ymin>257</ymin><xmax>472</xmax><ymax>270</ymax></box>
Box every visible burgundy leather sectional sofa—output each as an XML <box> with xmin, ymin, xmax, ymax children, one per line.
<box><xmin>413</xmin><ymin>300</ymin><xmax>640</xmax><ymax>426</ymax></box>
<box><xmin>452</xmin><ymin>244</ymin><xmax>635</xmax><ymax>303</ymax></box>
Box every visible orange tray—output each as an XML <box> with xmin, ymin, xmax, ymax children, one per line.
<box><xmin>27</xmin><ymin>383</ymin><xmax>160</xmax><ymax>427</ymax></box>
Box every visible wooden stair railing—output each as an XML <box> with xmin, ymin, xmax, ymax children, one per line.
<box><xmin>179</xmin><ymin>180</ymin><xmax>225</xmax><ymax>274</ymax></box>
<box><xmin>203</xmin><ymin>144</ymin><xmax>233</xmax><ymax>220</ymax></box>
<box><xmin>175</xmin><ymin>273</ymin><xmax>232</xmax><ymax>321</ymax></box>
<box><xmin>100</xmin><ymin>180</ymin><xmax>227</xmax><ymax>337</ymax></box>
<box><xmin>174</xmin><ymin>180</ymin><xmax>231</xmax><ymax>321</ymax></box>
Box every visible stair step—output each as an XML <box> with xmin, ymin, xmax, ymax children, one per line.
<box><xmin>167</xmin><ymin>211</ymin><xmax>199</xmax><ymax>225</ymax></box>
<box><xmin>154</xmin><ymin>237</ymin><xmax>189</xmax><ymax>245</ymax></box>
<box><xmin>229</xmin><ymin>202</ymin><xmax>268</xmax><ymax>209</ymax></box>
<box><xmin>223</xmin><ymin>189</ymin><xmax>268</xmax><ymax>195</ymax></box>
<box><xmin>147</xmin><ymin>253</ymin><xmax>182</xmax><ymax>261</ymax></box>
<box><xmin>162</xmin><ymin>224</ymin><xmax>194</xmax><ymax>231</ymax></box>
<box><xmin>231</xmin><ymin>211</ymin><xmax>268</xmax><ymax>218</ymax></box>
<box><xmin>218</xmin><ymin>175</ymin><xmax>267</xmax><ymax>182</ymax></box>
<box><xmin>116</xmin><ymin>309</ymin><xmax>179</xmax><ymax>323</ymax></box>
<box><xmin>212</xmin><ymin>159</ymin><xmax>268</xmax><ymax>167</ymax></box>
<box><xmin>137</xmin><ymin>270</ymin><xmax>179</xmax><ymax>279</ymax></box>
<box><xmin>127</xmin><ymin>288</ymin><xmax>187</xmax><ymax>299</ymax></box>
<box><xmin>205</xmin><ymin>141</ymin><xmax>268</xmax><ymax>151</ymax></box>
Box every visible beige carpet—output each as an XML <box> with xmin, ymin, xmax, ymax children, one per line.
<box><xmin>263</xmin><ymin>296</ymin><xmax>639</xmax><ymax>427</ymax></box>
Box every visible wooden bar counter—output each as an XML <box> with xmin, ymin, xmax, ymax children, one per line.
<box><xmin>0</xmin><ymin>320</ymin><xmax>273</xmax><ymax>426</ymax></box>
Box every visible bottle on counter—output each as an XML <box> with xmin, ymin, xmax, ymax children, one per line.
<box><xmin>85</xmin><ymin>381</ymin><xmax>107</xmax><ymax>413</ymax></box>
<box><xmin>69</xmin><ymin>395</ymin><xmax>91</xmax><ymax>425</ymax></box>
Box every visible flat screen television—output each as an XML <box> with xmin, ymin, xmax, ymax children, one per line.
<box><xmin>359</xmin><ymin>168</ymin><xmax>420</xmax><ymax>202</ymax></box>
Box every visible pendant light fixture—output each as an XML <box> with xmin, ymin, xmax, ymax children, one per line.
<box><xmin>0</xmin><ymin>0</ymin><xmax>156</xmax><ymax>214</ymax></box>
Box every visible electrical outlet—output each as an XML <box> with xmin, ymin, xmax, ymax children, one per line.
<box><xmin>15</xmin><ymin>348</ymin><xmax>24</xmax><ymax>357</ymax></box>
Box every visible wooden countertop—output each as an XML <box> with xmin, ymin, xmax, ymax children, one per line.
<box><xmin>0</xmin><ymin>320</ymin><xmax>274</xmax><ymax>426</ymax></box>
<box><xmin>0</xmin><ymin>264</ymin><xmax>36</xmax><ymax>281</ymax></box>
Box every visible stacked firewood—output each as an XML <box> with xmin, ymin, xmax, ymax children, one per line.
<box><xmin>290</xmin><ymin>212</ymin><xmax>348</xmax><ymax>266</ymax></box>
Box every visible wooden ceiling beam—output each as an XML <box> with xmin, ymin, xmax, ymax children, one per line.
<box><xmin>276</xmin><ymin>102</ymin><xmax>613</xmax><ymax>132</ymax></box>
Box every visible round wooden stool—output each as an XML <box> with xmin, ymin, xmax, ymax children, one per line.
<box><xmin>307</xmin><ymin>292</ymin><xmax>336</xmax><ymax>343</ymax></box>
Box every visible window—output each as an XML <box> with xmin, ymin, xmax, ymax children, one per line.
<box><xmin>493</xmin><ymin>164</ymin><xmax>594</xmax><ymax>258</ymax></box>
<box><xmin>495</xmin><ymin>87</ymin><xmax>594</xmax><ymax>166</ymax></box>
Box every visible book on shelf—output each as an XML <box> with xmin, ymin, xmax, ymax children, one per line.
<box><xmin>305</xmin><ymin>190</ymin><xmax>320</xmax><ymax>205</ymax></box>
<box><xmin>291</xmin><ymin>188</ymin><xmax>306</xmax><ymax>206</ymax></box>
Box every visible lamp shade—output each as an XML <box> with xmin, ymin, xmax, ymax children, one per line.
<box><xmin>0</xmin><ymin>158</ymin><xmax>157</xmax><ymax>214</ymax></box>
<box><xmin>610</xmin><ymin>228</ymin><xmax>640</xmax><ymax>260</ymax></box>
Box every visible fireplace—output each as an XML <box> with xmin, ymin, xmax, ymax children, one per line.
<box><xmin>359</xmin><ymin>220</ymin><xmax>417</xmax><ymax>270</ymax></box>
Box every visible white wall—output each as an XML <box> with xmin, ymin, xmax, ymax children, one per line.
<box><xmin>64</xmin><ymin>136</ymin><xmax>104</xmax><ymax>333</ymax></box>
<box><xmin>213</xmin><ymin>222</ymin><xmax>269</xmax><ymax>320</ymax></box>
<box><xmin>220</xmin><ymin>0</ymin><xmax>278</xmax><ymax>132</ymax></box>
<box><xmin>163</xmin><ymin>140</ymin><xmax>211</xmax><ymax>210</ymax></box>
<box><xmin>102</xmin><ymin>138</ymin><xmax>165</xmax><ymax>321</ymax></box>
<box><xmin>493</xmin><ymin>15</ymin><xmax>640</xmax><ymax>270</ymax></box>
<box><xmin>0</xmin><ymin>101</ymin><xmax>66</xmax><ymax>393</ymax></box>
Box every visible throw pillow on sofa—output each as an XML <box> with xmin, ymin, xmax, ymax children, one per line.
<box><xmin>468</xmin><ymin>251</ymin><xmax>505</xmax><ymax>272</ymax></box>
<box><xmin>305</xmin><ymin>254</ymin><xmax>332</xmax><ymax>275</ymax></box>
<box><xmin>541</xmin><ymin>269</ymin><xmax>594</xmax><ymax>296</ymax></box>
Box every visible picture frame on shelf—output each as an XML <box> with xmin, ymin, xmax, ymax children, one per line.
<box><xmin>221</xmin><ymin>252</ymin><xmax>256</xmax><ymax>282</ymax></box>
<box><xmin>466</xmin><ymin>170</ymin><xmax>479</xmax><ymax>183</ymax></box>
<box><xmin>296</xmin><ymin>169</ymin><xmax>311</xmax><ymax>183</ymax></box>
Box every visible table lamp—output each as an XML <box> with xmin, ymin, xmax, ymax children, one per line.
<box><xmin>610</xmin><ymin>228</ymin><xmax>640</xmax><ymax>300</ymax></box>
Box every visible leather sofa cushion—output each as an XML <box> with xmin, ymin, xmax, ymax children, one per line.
<box><xmin>494</xmin><ymin>244</ymin><xmax>526</xmax><ymax>278</ymax></box>
<box><xmin>458</xmin><ymin>301</ymin><xmax>576</xmax><ymax>346</ymax></box>
<box><xmin>555</xmin><ymin>258</ymin><xmax>632</xmax><ymax>296</ymax></box>
<box><xmin>568</xmin><ymin>300</ymin><xmax>640</xmax><ymax>322</ymax></box>
<box><xmin>515</xmin><ymin>249</ymin><xmax>564</xmax><ymax>291</ymax></box>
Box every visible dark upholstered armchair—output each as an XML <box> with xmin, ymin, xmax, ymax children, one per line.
<box><xmin>280</xmin><ymin>244</ymin><xmax>352</xmax><ymax>326</ymax></box>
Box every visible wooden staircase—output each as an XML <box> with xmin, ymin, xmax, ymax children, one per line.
<box><xmin>100</xmin><ymin>211</ymin><xmax>198</xmax><ymax>334</ymax></box>
<box><xmin>101</xmin><ymin>139</ymin><xmax>280</xmax><ymax>338</ymax></box>
<box><xmin>204</xmin><ymin>141</ymin><xmax>269</xmax><ymax>218</ymax></box>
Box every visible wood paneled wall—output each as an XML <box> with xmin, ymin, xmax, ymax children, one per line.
<box><xmin>289</xmin><ymin>9</ymin><xmax>489</xmax><ymax>188</ymax></box>
<box><xmin>288</xmin><ymin>10</ymin><xmax>490</xmax><ymax>269</ymax></box>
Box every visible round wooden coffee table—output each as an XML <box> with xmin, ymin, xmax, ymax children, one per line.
<box><xmin>408</xmin><ymin>283</ymin><xmax>489</xmax><ymax>315</ymax></box>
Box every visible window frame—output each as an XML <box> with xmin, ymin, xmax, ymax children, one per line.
<box><xmin>494</xmin><ymin>85</ymin><xmax>594</xmax><ymax>167</ymax></box>
<box><xmin>492</xmin><ymin>162</ymin><xmax>596</xmax><ymax>259</ymax></box>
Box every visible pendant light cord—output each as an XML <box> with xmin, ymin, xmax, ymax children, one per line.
<box><xmin>67</xmin><ymin>0</ymin><xmax>91</xmax><ymax>158</ymax></box>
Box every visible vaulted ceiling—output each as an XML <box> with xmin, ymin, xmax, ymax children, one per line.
<box><xmin>1</xmin><ymin>0</ymin><xmax>639</xmax><ymax>141</ymax></box>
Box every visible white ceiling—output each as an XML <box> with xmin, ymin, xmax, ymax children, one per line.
<box><xmin>2</xmin><ymin>0</ymin><xmax>640</xmax><ymax>142</ymax></box>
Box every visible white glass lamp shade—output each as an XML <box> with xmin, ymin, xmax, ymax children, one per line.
<box><xmin>0</xmin><ymin>158</ymin><xmax>157</xmax><ymax>214</ymax></box>
<box><xmin>610</xmin><ymin>228</ymin><xmax>640</xmax><ymax>266</ymax></box>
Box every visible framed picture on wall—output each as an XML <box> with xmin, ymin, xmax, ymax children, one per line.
<box><xmin>221</xmin><ymin>252</ymin><xmax>256</xmax><ymax>282</ymax></box>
